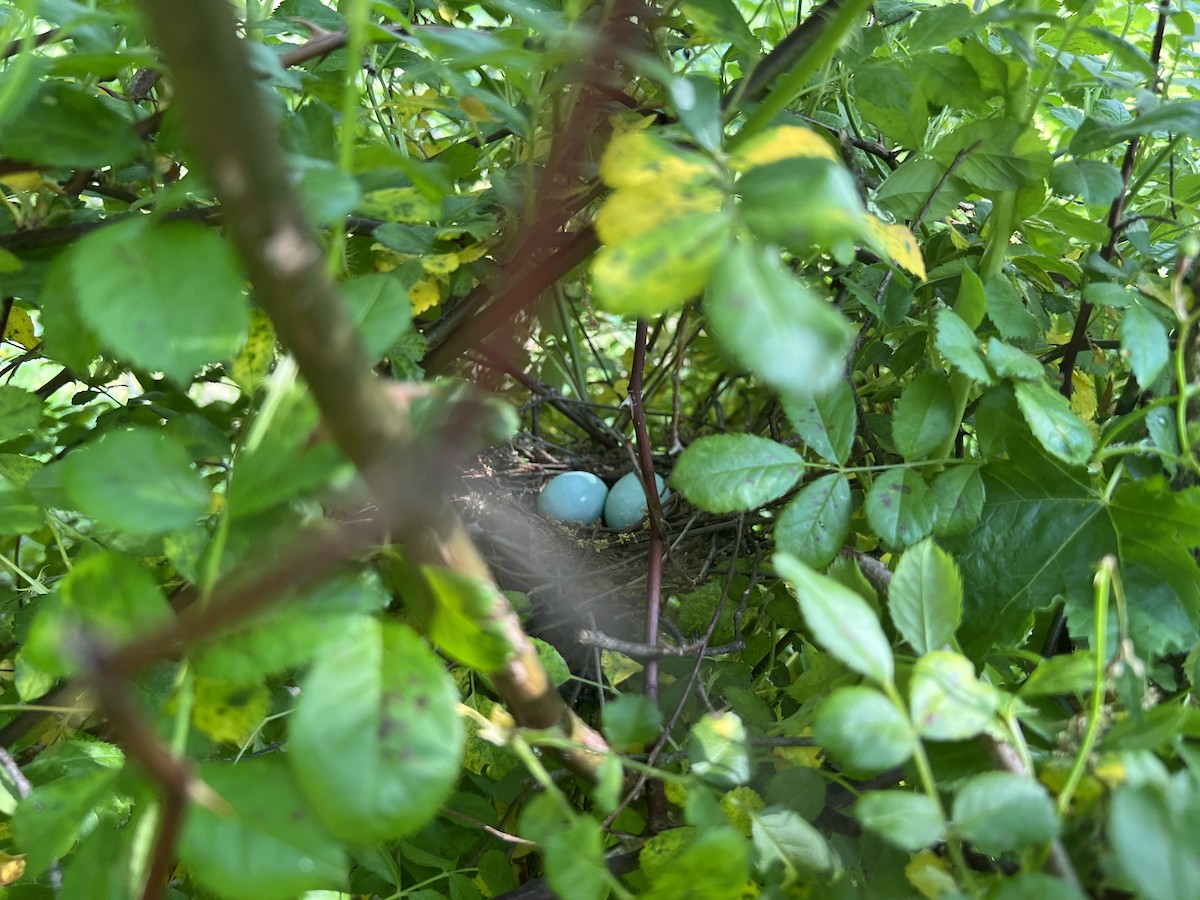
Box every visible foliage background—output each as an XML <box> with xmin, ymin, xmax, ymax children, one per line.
<box><xmin>0</xmin><ymin>0</ymin><xmax>1199</xmax><ymax>897</ymax></box>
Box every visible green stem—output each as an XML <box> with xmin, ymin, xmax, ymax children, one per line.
<box><xmin>1174</xmin><ymin>308</ymin><xmax>1200</xmax><ymax>478</ymax></box>
<box><xmin>1056</xmin><ymin>557</ymin><xmax>1114</xmax><ymax>815</ymax></box>
<box><xmin>0</xmin><ymin>1</ymin><xmax>41</xmax><ymax>125</ymax></box>
<box><xmin>326</xmin><ymin>0</ymin><xmax>370</xmax><ymax>276</ymax></box>
<box><xmin>885</xmin><ymin>684</ymin><xmax>977</xmax><ymax>892</ymax></box>
<box><xmin>727</xmin><ymin>0</ymin><xmax>873</xmax><ymax>149</ymax></box>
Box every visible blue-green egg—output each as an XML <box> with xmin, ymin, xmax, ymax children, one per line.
<box><xmin>536</xmin><ymin>471</ymin><xmax>608</xmax><ymax>525</ymax></box>
<box><xmin>604</xmin><ymin>471</ymin><xmax>669</xmax><ymax>529</ymax></box>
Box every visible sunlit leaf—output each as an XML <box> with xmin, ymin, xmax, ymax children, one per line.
<box><xmin>776</xmin><ymin>552</ymin><xmax>895</xmax><ymax>686</ymax></box>
<box><xmin>671</xmin><ymin>434</ymin><xmax>804</xmax><ymax>512</ymax></box>
<box><xmin>705</xmin><ymin>238</ymin><xmax>853</xmax><ymax>398</ymax></box>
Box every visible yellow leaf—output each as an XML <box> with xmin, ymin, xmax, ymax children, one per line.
<box><xmin>1094</xmin><ymin>757</ymin><xmax>1127</xmax><ymax>789</ymax></box>
<box><xmin>459</xmin><ymin>94</ymin><xmax>496</xmax><ymax>122</ymax></box>
<box><xmin>191</xmin><ymin>677</ymin><xmax>270</xmax><ymax>745</ymax></box>
<box><xmin>421</xmin><ymin>252</ymin><xmax>460</xmax><ymax>276</ymax></box>
<box><xmin>905</xmin><ymin>849</ymin><xmax>958</xmax><ymax>899</ymax></box>
<box><xmin>729</xmin><ymin>125</ymin><xmax>838</xmax><ymax>172</ymax></box>
<box><xmin>947</xmin><ymin>226</ymin><xmax>970</xmax><ymax>251</ymax></box>
<box><xmin>0</xmin><ymin>852</ymin><xmax>25</xmax><ymax>886</ymax></box>
<box><xmin>0</xmin><ymin>172</ymin><xmax>43</xmax><ymax>193</ymax></box>
<box><xmin>865</xmin><ymin>217</ymin><xmax>927</xmax><ymax>280</ymax></box>
<box><xmin>599</xmin><ymin>128</ymin><xmax>715</xmax><ymax>190</ymax></box>
<box><xmin>600</xmin><ymin>649</ymin><xmax>642</xmax><ymax>685</ymax></box>
<box><xmin>1071</xmin><ymin>371</ymin><xmax>1098</xmax><ymax>421</ymax></box>
<box><xmin>595</xmin><ymin>180</ymin><xmax>724</xmax><ymax>246</ymax></box>
<box><xmin>360</xmin><ymin>187</ymin><xmax>440</xmax><ymax>223</ymax></box>
<box><xmin>229</xmin><ymin>307</ymin><xmax>275</xmax><ymax>393</ymax></box>
<box><xmin>771</xmin><ymin>745</ymin><xmax>823</xmax><ymax>768</ymax></box>
<box><xmin>456</xmin><ymin>243</ymin><xmax>489</xmax><ymax>263</ymax></box>
<box><xmin>720</xmin><ymin>786</ymin><xmax>765</xmax><ymax>837</ymax></box>
<box><xmin>591</xmin><ymin>213</ymin><xmax>730</xmax><ymax>316</ymax></box>
<box><xmin>639</xmin><ymin>828</ymin><xmax>695</xmax><ymax>882</ymax></box>
<box><xmin>409</xmin><ymin>278</ymin><xmax>441</xmax><ymax>315</ymax></box>
<box><xmin>3</xmin><ymin>306</ymin><xmax>36</xmax><ymax>349</ymax></box>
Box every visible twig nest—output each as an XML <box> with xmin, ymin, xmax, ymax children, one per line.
<box><xmin>605</xmin><ymin>471</ymin><xmax>669</xmax><ymax>529</ymax></box>
<box><xmin>536</xmin><ymin>471</ymin><xmax>608</xmax><ymax>524</ymax></box>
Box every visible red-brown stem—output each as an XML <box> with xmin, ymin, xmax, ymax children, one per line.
<box><xmin>628</xmin><ymin>317</ymin><xmax>669</xmax><ymax>827</ymax></box>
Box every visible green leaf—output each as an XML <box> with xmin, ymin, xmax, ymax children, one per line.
<box><xmin>952</xmin><ymin>772</ymin><xmax>1060</xmax><ymax>855</ymax></box>
<box><xmin>1109</xmin><ymin>776</ymin><xmax>1200</xmax><ymax>900</ymax></box>
<box><xmin>1120</xmin><ymin>302</ymin><xmax>1171</xmax><ymax>388</ymax></box>
<box><xmin>12</xmin><ymin>769</ymin><xmax>119</xmax><ymax>878</ymax></box>
<box><xmin>954</xmin><ymin>267</ymin><xmax>987</xmax><ymax>331</ymax></box>
<box><xmin>670</xmin><ymin>434</ymin><xmax>804</xmax><ymax>512</ymax></box>
<box><xmin>775</xmin><ymin>551</ymin><xmax>895</xmax><ymax>685</ymax></box>
<box><xmin>911</xmin><ymin>50</ymin><xmax>985</xmax><ymax>110</ymax></box>
<box><xmin>986</xmin><ymin>275</ymin><xmax>1040</xmax><ymax>342</ymax></box>
<box><xmin>602</xmin><ymin>694</ymin><xmax>663</xmax><ymax>749</ymax></box>
<box><xmin>343</xmin><ymin>273</ymin><xmax>413</xmax><ymax>360</ymax></box>
<box><xmin>592</xmin><ymin>213</ymin><xmax>730</xmax><ymax>317</ymax></box>
<box><xmin>191</xmin><ymin>573</ymin><xmax>385</xmax><ymax>683</ymax></box>
<box><xmin>0</xmin><ymin>476</ymin><xmax>42</xmax><ymax>535</ymax></box>
<box><xmin>417</xmin><ymin>566</ymin><xmax>513</xmax><ymax>671</ymax></box>
<box><xmin>907</xmin><ymin>3</ymin><xmax>976</xmax><ymax>51</ymax></box>
<box><xmin>986</xmin><ymin>337</ymin><xmax>1044</xmax><ymax>380</ymax></box>
<box><xmin>749</xmin><ymin>807</ymin><xmax>842</xmax><ymax>882</ymax></box>
<box><xmin>931</xmin><ymin>465</ymin><xmax>985</xmax><ymax>536</ymax></box>
<box><xmin>25</xmin><ymin>551</ymin><xmax>173</xmax><ymax>677</ymax></box>
<box><xmin>71</xmin><ymin>219</ymin><xmax>249</xmax><ymax>385</ymax></box>
<box><xmin>179</xmin><ymin>758</ymin><xmax>348</xmax><ymax>900</ymax></box>
<box><xmin>61</xmin><ymin>428</ymin><xmax>209</xmax><ymax>536</ymax></box>
<box><xmin>705</xmin><ymin>238</ymin><xmax>853</xmax><ymax>398</ymax></box>
<box><xmin>0</xmin><ymin>82</ymin><xmax>141</xmax><ymax>168</ymax></box>
<box><xmin>935</xmin><ymin>308</ymin><xmax>993</xmax><ymax>384</ymax></box>
<box><xmin>1018</xmin><ymin>652</ymin><xmax>1097</xmax><ymax>698</ymax></box>
<box><xmin>1070</xmin><ymin>100</ymin><xmax>1200</xmax><ymax>156</ymax></box>
<box><xmin>875</xmin><ymin>158</ymin><xmax>968</xmax><ymax>222</ymax></box>
<box><xmin>889</xmin><ymin>539</ymin><xmax>963</xmax><ymax>655</ymax></box>
<box><xmin>736</xmin><ymin>158</ymin><xmax>869</xmax><ymax>257</ymax></box>
<box><xmin>783</xmin><ymin>380</ymin><xmax>856</xmax><ymax>464</ymax></box>
<box><xmin>909</xmin><ymin>650</ymin><xmax>998</xmax><ymax>740</ymax></box>
<box><xmin>865</xmin><ymin>468</ymin><xmax>936</xmax><ymax>550</ymax></box>
<box><xmin>290</xmin><ymin>619</ymin><xmax>464</xmax><ymax>844</ymax></box>
<box><xmin>1013</xmin><ymin>380</ymin><xmax>1095</xmax><ymax>465</ymax></box>
<box><xmin>0</xmin><ymin>385</ymin><xmax>41</xmax><ymax>443</ymax></box>
<box><xmin>689</xmin><ymin>711</ymin><xmax>750</xmax><ymax>787</ymax></box>
<box><xmin>775</xmin><ymin>473</ymin><xmax>851</xmax><ymax>569</ymax></box>
<box><xmin>932</xmin><ymin>119</ymin><xmax>1051</xmax><ymax>192</ymax></box>
<box><xmin>669</xmin><ymin>75</ymin><xmax>723</xmax><ymax>152</ymax></box>
<box><xmin>814</xmin><ymin>686</ymin><xmax>914</xmax><ymax>775</ymax></box>
<box><xmin>641</xmin><ymin>826</ymin><xmax>749</xmax><ymax>899</ymax></box>
<box><xmin>60</xmin><ymin>821</ymin><xmax>138</xmax><ymax>900</ymax></box>
<box><xmin>854</xmin><ymin>62</ymin><xmax>929</xmax><ymax>149</ymax></box>
<box><xmin>40</xmin><ymin>249</ymin><xmax>102</xmax><ymax>371</ymax></box>
<box><xmin>944</xmin><ymin>390</ymin><xmax>1199</xmax><ymax>656</ymax></box>
<box><xmin>892</xmin><ymin>371</ymin><xmax>956</xmax><ymax>461</ymax></box>
<box><xmin>989</xmin><ymin>873</ymin><xmax>1088</xmax><ymax>900</ymax></box>
<box><xmin>541</xmin><ymin>815</ymin><xmax>608</xmax><ymax>900</ymax></box>
<box><xmin>1047</xmin><ymin>160</ymin><xmax>1124</xmax><ymax>206</ymax></box>
<box><xmin>678</xmin><ymin>0</ymin><xmax>759</xmax><ymax>55</ymax></box>
<box><xmin>854</xmin><ymin>791</ymin><xmax>944</xmax><ymax>851</ymax></box>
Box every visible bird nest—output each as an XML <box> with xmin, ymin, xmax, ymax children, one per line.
<box><xmin>455</xmin><ymin>434</ymin><xmax>758</xmax><ymax>672</ymax></box>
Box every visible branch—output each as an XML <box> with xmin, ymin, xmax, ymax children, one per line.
<box><xmin>135</xmin><ymin>0</ymin><xmax>610</xmax><ymax>778</ymax></box>
<box><xmin>1059</xmin><ymin>1</ymin><xmax>1171</xmax><ymax>398</ymax></box>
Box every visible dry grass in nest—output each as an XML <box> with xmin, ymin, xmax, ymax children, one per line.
<box><xmin>456</xmin><ymin>434</ymin><xmax>759</xmax><ymax>671</ymax></box>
